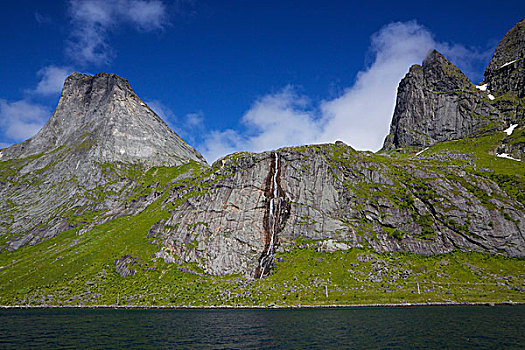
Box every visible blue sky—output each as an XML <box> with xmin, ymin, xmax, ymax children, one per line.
<box><xmin>0</xmin><ymin>1</ymin><xmax>523</xmax><ymax>162</ymax></box>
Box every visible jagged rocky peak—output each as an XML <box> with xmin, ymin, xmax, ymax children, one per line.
<box><xmin>381</xmin><ymin>49</ymin><xmax>490</xmax><ymax>150</ymax></box>
<box><xmin>484</xmin><ymin>19</ymin><xmax>525</xmax><ymax>97</ymax></box>
<box><xmin>383</xmin><ymin>21</ymin><xmax>525</xmax><ymax>151</ymax></box>
<box><xmin>420</xmin><ymin>49</ymin><xmax>472</xmax><ymax>91</ymax></box>
<box><xmin>2</xmin><ymin>72</ymin><xmax>206</xmax><ymax>166</ymax></box>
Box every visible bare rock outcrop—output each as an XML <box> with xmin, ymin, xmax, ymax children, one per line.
<box><xmin>383</xmin><ymin>19</ymin><xmax>525</xmax><ymax>151</ymax></box>
<box><xmin>484</xmin><ymin>19</ymin><xmax>525</xmax><ymax>98</ymax></box>
<box><xmin>149</xmin><ymin>143</ymin><xmax>524</xmax><ymax>277</ymax></box>
<box><xmin>382</xmin><ymin>50</ymin><xmax>503</xmax><ymax>150</ymax></box>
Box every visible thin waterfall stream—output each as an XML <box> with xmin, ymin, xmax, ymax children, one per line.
<box><xmin>255</xmin><ymin>152</ymin><xmax>289</xmax><ymax>278</ymax></box>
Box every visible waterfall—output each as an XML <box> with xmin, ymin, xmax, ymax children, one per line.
<box><xmin>256</xmin><ymin>152</ymin><xmax>285</xmax><ymax>279</ymax></box>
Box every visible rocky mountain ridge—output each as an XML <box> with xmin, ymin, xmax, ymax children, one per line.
<box><xmin>0</xmin><ymin>72</ymin><xmax>204</xmax><ymax>249</ymax></box>
<box><xmin>0</xmin><ymin>19</ymin><xmax>524</xmax><ymax>282</ymax></box>
<box><xmin>382</xmin><ymin>19</ymin><xmax>525</xmax><ymax>151</ymax></box>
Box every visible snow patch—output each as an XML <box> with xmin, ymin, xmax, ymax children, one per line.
<box><xmin>496</xmin><ymin>153</ymin><xmax>521</xmax><ymax>162</ymax></box>
<box><xmin>476</xmin><ymin>84</ymin><xmax>487</xmax><ymax>91</ymax></box>
<box><xmin>140</xmin><ymin>102</ymin><xmax>146</xmax><ymax>106</ymax></box>
<box><xmin>0</xmin><ymin>151</ymin><xmax>3</xmax><ymax>159</ymax></box>
<box><xmin>500</xmin><ymin>59</ymin><xmax>517</xmax><ymax>68</ymax></box>
<box><xmin>504</xmin><ymin>124</ymin><xmax>518</xmax><ymax>136</ymax></box>
<box><xmin>488</xmin><ymin>94</ymin><xmax>495</xmax><ymax>100</ymax></box>
<box><xmin>414</xmin><ymin>147</ymin><xmax>429</xmax><ymax>157</ymax></box>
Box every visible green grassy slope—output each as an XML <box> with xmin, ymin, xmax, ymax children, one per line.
<box><xmin>0</xmin><ymin>130</ymin><xmax>524</xmax><ymax>307</ymax></box>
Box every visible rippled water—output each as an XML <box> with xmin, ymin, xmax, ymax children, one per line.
<box><xmin>0</xmin><ymin>306</ymin><xmax>523</xmax><ymax>349</ymax></box>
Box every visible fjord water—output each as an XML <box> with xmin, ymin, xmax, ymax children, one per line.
<box><xmin>0</xmin><ymin>306</ymin><xmax>523</xmax><ymax>349</ymax></box>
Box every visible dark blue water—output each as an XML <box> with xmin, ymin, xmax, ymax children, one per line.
<box><xmin>0</xmin><ymin>306</ymin><xmax>523</xmax><ymax>349</ymax></box>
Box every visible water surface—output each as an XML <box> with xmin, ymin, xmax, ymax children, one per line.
<box><xmin>0</xmin><ymin>306</ymin><xmax>523</xmax><ymax>349</ymax></box>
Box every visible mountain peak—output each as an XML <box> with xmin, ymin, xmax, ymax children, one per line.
<box><xmin>422</xmin><ymin>49</ymin><xmax>446</xmax><ymax>64</ymax></box>
<box><xmin>381</xmin><ymin>49</ymin><xmax>479</xmax><ymax>150</ymax></box>
<box><xmin>421</xmin><ymin>49</ymin><xmax>472</xmax><ymax>91</ymax></box>
<box><xmin>2</xmin><ymin>72</ymin><xmax>206</xmax><ymax>166</ymax></box>
<box><xmin>484</xmin><ymin>19</ymin><xmax>525</xmax><ymax>97</ymax></box>
<box><xmin>62</xmin><ymin>72</ymin><xmax>137</xmax><ymax>100</ymax></box>
<box><xmin>485</xmin><ymin>19</ymin><xmax>525</xmax><ymax>73</ymax></box>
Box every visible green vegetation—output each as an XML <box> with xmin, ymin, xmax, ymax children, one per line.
<box><xmin>1</xmin><ymin>237</ymin><xmax>523</xmax><ymax>306</ymax></box>
<box><xmin>0</xmin><ymin>152</ymin><xmax>45</xmax><ymax>183</ymax></box>
<box><xmin>0</xmin><ymin>128</ymin><xmax>523</xmax><ymax>307</ymax></box>
<box><xmin>425</xmin><ymin>133</ymin><xmax>524</xmax><ymax>177</ymax></box>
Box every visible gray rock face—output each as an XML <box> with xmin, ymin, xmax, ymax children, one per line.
<box><xmin>484</xmin><ymin>19</ymin><xmax>525</xmax><ymax>98</ymax></box>
<box><xmin>382</xmin><ymin>50</ymin><xmax>504</xmax><ymax>150</ymax></box>
<box><xmin>148</xmin><ymin>147</ymin><xmax>353</xmax><ymax>276</ymax></box>
<box><xmin>0</xmin><ymin>73</ymin><xmax>206</xmax><ymax>250</ymax></box>
<box><xmin>383</xmin><ymin>20</ymin><xmax>525</xmax><ymax>151</ymax></box>
<box><xmin>149</xmin><ymin>143</ymin><xmax>524</xmax><ymax>277</ymax></box>
<box><xmin>115</xmin><ymin>255</ymin><xmax>138</xmax><ymax>277</ymax></box>
<box><xmin>1</xmin><ymin>72</ymin><xmax>205</xmax><ymax>166</ymax></box>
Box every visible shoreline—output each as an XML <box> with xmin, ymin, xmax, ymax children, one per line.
<box><xmin>1</xmin><ymin>301</ymin><xmax>523</xmax><ymax>310</ymax></box>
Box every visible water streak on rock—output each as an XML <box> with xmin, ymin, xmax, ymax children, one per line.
<box><xmin>255</xmin><ymin>152</ymin><xmax>286</xmax><ymax>278</ymax></box>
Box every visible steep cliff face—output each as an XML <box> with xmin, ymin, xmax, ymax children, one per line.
<box><xmin>484</xmin><ymin>19</ymin><xmax>525</xmax><ymax>98</ymax></box>
<box><xmin>149</xmin><ymin>142</ymin><xmax>524</xmax><ymax>277</ymax></box>
<box><xmin>383</xmin><ymin>19</ymin><xmax>525</xmax><ymax>151</ymax></box>
<box><xmin>382</xmin><ymin>50</ymin><xmax>503</xmax><ymax>150</ymax></box>
<box><xmin>0</xmin><ymin>73</ymin><xmax>206</xmax><ymax>250</ymax></box>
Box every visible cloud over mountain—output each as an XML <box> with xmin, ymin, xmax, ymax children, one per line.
<box><xmin>200</xmin><ymin>21</ymin><xmax>491</xmax><ymax>162</ymax></box>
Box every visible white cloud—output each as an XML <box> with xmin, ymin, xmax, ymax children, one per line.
<box><xmin>126</xmin><ymin>0</ymin><xmax>167</xmax><ymax>30</ymax></box>
<box><xmin>67</xmin><ymin>0</ymin><xmax>168</xmax><ymax>65</ymax></box>
<box><xmin>0</xmin><ymin>66</ymin><xmax>71</xmax><ymax>144</ymax></box>
<box><xmin>318</xmin><ymin>21</ymin><xmax>436</xmax><ymax>151</ymax></box>
<box><xmin>147</xmin><ymin>100</ymin><xmax>208</xmax><ymax>145</ymax></box>
<box><xmin>202</xmin><ymin>129</ymin><xmax>244</xmax><ymax>162</ymax></box>
<box><xmin>201</xmin><ymin>88</ymin><xmax>321</xmax><ymax>161</ymax></box>
<box><xmin>200</xmin><ymin>21</ymin><xmax>489</xmax><ymax>162</ymax></box>
<box><xmin>0</xmin><ymin>99</ymin><xmax>49</xmax><ymax>141</ymax></box>
<box><xmin>178</xmin><ymin>112</ymin><xmax>207</xmax><ymax>145</ymax></box>
<box><xmin>34</xmin><ymin>65</ymin><xmax>73</xmax><ymax>95</ymax></box>
<box><xmin>185</xmin><ymin>112</ymin><xmax>204</xmax><ymax>128</ymax></box>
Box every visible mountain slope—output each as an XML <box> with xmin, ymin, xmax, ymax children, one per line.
<box><xmin>0</xmin><ymin>140</ymin><xmax>523</xmax><ymax>306</ymax></box>
<box><xmin>148</xmin><ymin>140</ymin><xmax>524</xmax><ymax>277</ymax></box>
<box><xmin>0</xmin><ymin>72</ymin><xmax>206</xmax><ymax>250</ymax></box>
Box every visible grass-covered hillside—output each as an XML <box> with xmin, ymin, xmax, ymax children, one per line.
<box><xmin>0</xmin><ymin>128</ymin><xmax>523</xmax><ymax>307</ymax></box>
